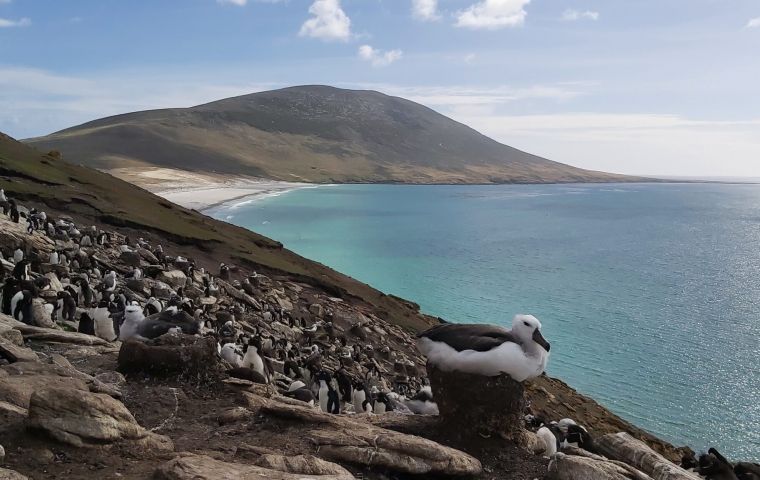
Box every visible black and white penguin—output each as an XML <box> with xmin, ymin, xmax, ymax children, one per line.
<box><xmin>91</xmin><ymin>300</ymin><xmax>117</xmax><ymax>341</ymax></box>
<box><xmin>77</xmin><ymin>312</ymin><xmax>95</xmax><ymax>336</ymax></box>
<box><xmin>315</xmin><ymin>371</ymin><xmax>340</xmax><ymax>414</ymax></box>
<box><xmin>335</xmin><ymin>366</ymin><xmax>353</xmax><ymax>404</ymax></box>
<box><xmin>101</xmin><ymin>271</ymin><xmax>117</xmax><ymax>292</ymax></box>
<box><xmin>241</xmin><ymin>337</ymin><xmax>269</xmax><ymax>382</ymax></box>
<box><xmin>403</xmin><ymin>386</ymin><xmax>439</xmax><ymax>415</ymax></box>
<box><xmin>537</xmin><ymin>425</ymin><xmax>561</xmax><ymax>457</ymax></box>
<box><xmin>11</xmin><ymin>290</ymin><xmax>33</xmax><ymax>324</ymax></box>
<box><xmin>12</xmin><ymin>260</ymin><xmax>29</xmax><ymax>281</ymax></box>
<box><xmin>56</xmin><ymin>290</ymin><xmax>77</xmax><ymax>321</ymax></box>
<box><xmin>351</xmin><ymin>381</ymin><xmax>372</xmax><ymax>414</ymax></box>
<box><xmin>12</xmin><ymin>248</ymin><xmax>24</xmax><ymax>264</ymax></box>
<box><xmin>143</xmin><ymin>296</ymin><xmax>163</xmax><ymax>316</ymax></box>
<box><xmin>1</xmin><ymin>278</ymin><xmax>19</xmax><ymax>315</ymax></box>
<box><xmin>416</xmin><ymin>314</ymin><xmax>551</xmax><ymax>381</ymax></box>
<box><xmin>373</xmin><ymin>392</ymin><xmax>394</xmax><ymax>414</ymax></box>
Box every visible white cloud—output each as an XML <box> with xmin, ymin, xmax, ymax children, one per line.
<box><xmin>299</xmin><ymin>0</ymin><xmax>351</xmax><ymax>42</ymax></box>
<box><xmin>412</xmin><ymin>0</ymin><xmax>440</xmax><ymax>21</ymax></box>
<box><xmin>0</xmin><ymin>17</ymin><xmax>31</xmax><ymax>28</ymax></box>
<box><xmin>747</xmin><ymin>17</ymin><xmax>760</xmax><ymax>28</ymax></box>
<box><xmin>216</xmin><ymin>0</ymin><xmax>247</xmax><ymax>5</ymax></box>
<box><xmin>455</xmin><ymin>0</ymin><xmax>530</xmax><ymax>30</ymax></box>
<box><xmin>562</xmin><ymin>9</ymin><xmax>599</xmax><ymax>21</ymax></box>
<box><xmin>358</xmin><ymin>45</ymin><xmax>403</xmax><ymax>67</ymax></box>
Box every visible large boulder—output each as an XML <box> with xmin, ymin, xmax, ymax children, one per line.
<box><xmin>26</xmin><ymin>387</ymin><xmax>172</xmax><ymax>450</ymax></box>
<box><xmin>0</xmin><ymin>337</ymin><xmax>39</xmax><ymax>363</ymax></box>
<box><xmin>428</xmin><ymin>365</ymin><xmax>525</xmax><ymax>441</ymax></box>
<box><xmin>548</xmin><ymin>452</ymin><xmax>653</xmax><ymax>480</ymax></box>
<box><xmin>154</xmin><ymin>453</ymin><xmax>354</xmax><ymax>480</ymax></box>
<box><xmin>157</xmin><ymin>270</ymin><xmax>187</xmax><ymax>289</ymax></box>
<box><xmin>119</xmin><ymin>250</ymin><xmax>142</xmax><ymax>267</ymax></box>
<box><xmin>118</xmin><ymin>335</ymin><xmax>219</xmax><ymax>378</ymax></box>
<box><xmin>0</xmin><ymin>362</ymin><xmax>89</xmax><ymax>410</ymax></box>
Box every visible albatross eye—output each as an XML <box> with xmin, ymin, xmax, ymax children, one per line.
<box><xmin>523</xmin><ymin>321</ymin><xmax>530</xmax><ymax>327</ymax></box>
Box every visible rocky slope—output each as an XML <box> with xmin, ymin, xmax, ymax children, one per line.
<box><xmin>25</xmin><ymin>85</ymin><xmax>645</xmax><ymax>184</ymax></box>
<box><xmin>0</xmin><ymin>132</ymin><xmax>736</xmax><ymax>480</ymax></box>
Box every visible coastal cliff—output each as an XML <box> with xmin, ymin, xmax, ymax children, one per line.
<box><xmin>0</xmin><ymin>132</ymin><xmax>700</xmax><ymax>479</ymax></box>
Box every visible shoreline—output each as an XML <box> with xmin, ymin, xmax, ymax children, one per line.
<box><xmin>107</xmin><ymin>167</ymin><xmax>315</xmax><ymax>211</ymax></box>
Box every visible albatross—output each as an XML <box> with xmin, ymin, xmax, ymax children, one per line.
<box><xmin>416</xmin><ymin>314</ymin><xmax>550</xmax><ymax>381</ymax></box>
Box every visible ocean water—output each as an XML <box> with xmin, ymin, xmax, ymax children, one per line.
<box><xmin>207</xmin><ymin>183</ymin><xmax>760</xmax><ymax>459</ymax></box>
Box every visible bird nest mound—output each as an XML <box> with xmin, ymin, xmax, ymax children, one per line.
<box><xmin>428</xmin><ymin>365</ymin><xmax>526</xmax><ymax>443</ymax></box>
<box><xmin>117</xmin><ymin>334</ymin><xmax>222</xmax><ymax>381</ymax></box>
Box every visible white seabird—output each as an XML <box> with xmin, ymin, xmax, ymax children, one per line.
<box><xmin>416</xmin><ymin>314</ymin><xmax>550</xmax><ymax>381</ymax></box>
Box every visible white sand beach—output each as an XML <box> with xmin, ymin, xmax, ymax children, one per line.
<box><xmin>108</xmin><ymin>167</ymin><xmax>312</xmax><ymax>211</ymax></box>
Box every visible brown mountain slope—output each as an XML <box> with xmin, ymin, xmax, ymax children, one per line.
<box><xmin>25</xmin><ymin>85</ymin><xmax>642</xmax><ymax>184</ymax></box>
<box><xmin>0</xmin><ymin>131</ymin><xmax>433</xmax><ymax>332</ymax></box>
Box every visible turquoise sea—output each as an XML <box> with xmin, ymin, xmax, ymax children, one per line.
<box><xmin>207</xmin><ymin>183</ymin><xmax>760</xmax><ymax>459</ymax></box>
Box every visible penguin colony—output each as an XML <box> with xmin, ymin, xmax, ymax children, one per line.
<box><xmin>0</xmin><ymin>190</ymin><xmax>435</xmax><ymax>416</ymax></box>
<box><xmin>0</xmin><ymin>189</ymin><xmax>757</xmax><ymax>476</ymax></box>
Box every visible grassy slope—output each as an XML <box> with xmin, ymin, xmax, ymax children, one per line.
<box><xmin>0</xmin><ymin>132</ymin><xmax>434</xmax><ymax>331</ymax></box>
<box><xmin>26</xmin><ymin>86</ymin><xmax>646</xmax><ymax>185</ymax></box>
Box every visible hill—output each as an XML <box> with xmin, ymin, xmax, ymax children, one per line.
<box><xmin>0</xmin><ymin>131</ymin><xmax>433</xmax><ymax>332</ymax></box>
<box><xmin>25</xmin><ymin>85</ymin><xmax>640</xmax><ymax>184</ymax></box>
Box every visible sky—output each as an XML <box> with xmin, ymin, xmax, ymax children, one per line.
<box><xmin>1</xmin><ymin>0</ymin><xmax>759</xmax><ymax>177</ymax></box>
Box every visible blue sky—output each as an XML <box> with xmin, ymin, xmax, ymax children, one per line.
<box><xmin>1</xmin><ymin>0</ymin><xmax>759</xmax><ymax>177</ymax></box>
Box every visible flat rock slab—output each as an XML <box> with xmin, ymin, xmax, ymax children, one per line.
<box><xmin>27</xmin><ymin>387</ymin><xmax>173</xmax><ymax>450</ymax></box>
<box><xmin>244</xmin><ymin>393</ymin><xmax>482</xmax><ymax>476</ymax></box>
<box><xmin>154</xmin><ymin>454</ymin><xmax>355</xmax><ymax>480</ymax></box>
<box><xmin>548</xmin><ymin>452</ymin><xmax>653</xmax><ymax>480</ymax></box>
<box><xmin>0</xmin><ymin>338</ymin><xmax>39</xmax><ymax>363</ymax></box>
<box><xmin>0</xmin><ymin>362</ymin><xmax>89</xmax><ymax>409</ymax></box>
<box><xmin>595</xmin><ymin>433</ymin><xmax>701</xmax><ymax>480</ymax></box>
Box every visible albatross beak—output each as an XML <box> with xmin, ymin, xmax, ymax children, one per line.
<box><xmin>532</xmin><ymin>329</ymin><xmax>550</xmax><ymax>352</ymax></box>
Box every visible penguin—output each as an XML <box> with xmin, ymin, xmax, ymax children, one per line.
<box><xmin>561</xmin><ymin>422</ymin><xmax>594</xmax><ymax>451</ymax></box>
<box><xmin>315</xmin><ymin>371</ymin><xmax>340</xmax><ymax>414</ymax></box>
<box><xmin>92</xmin><ymin>300</ymin><xmax>117</xmax><ymax>341</ymax></box>
<box><xmin>77</xmin><ymin>312</ymin><xmax>95</xmax><ymax>336</ymax></box>
<box><xmin>102</xmin><ymin>271</ymin><xmax>117</xmax><ymax>292</ymax></box>
<box><xmin>56</xmin><ymin>290</ymin><xmax>77</xmax><ymax>321</ymax></box>
<box><xmin>373</xmin><ymin>392</ymin><xmax>394</xmax><ymax>414</ymax></box>
<box><xmin>11</xmin><ymin>290</ymin><xmax>33</xmax><ymax>324</ymax></box>
<box><xmin>335</xmin><ymin>366</ymin><xmax>353</xmax><ymax>404</ymax></box>
<box><xmin>241</xmin><ymin>337</ymin><xmax>268</xmax><ymax>382</ymax></box>
<box><xmin>118</xmin><ymin>305</ymin><xmax>146</xmax><ymax>341</ymax></box>
<box><xmin>1</xmin><ymin>278</ymin><xmax>19</xmax><ymax>315</ymax></box>
<box><xmin>12</xmin><ymin>260</ymin><xmax>29</xmax><ymax>281</ymax></box>
<box><xmin>537</xmin><ymin>425</ymin><xmax>560</xmax><ymax>457</ymax></box>
<box><xmin>352</xmin><ymin>381</ymin><xmax>372</xmax><ymax>414</ymax></box>
<box><xmin>220</xmin><ymin>343</ymin><xmax>243</xmax><ymax>367</ymax></box>
<box><xmin>49</xmin><ymin>251</ymin><xmax>59</xmax><ymax>265</ymax></box>
<box><xmin>403</xmin><ymin>386</ymin><xmax>439</xmax><ymax>415</ymax></box>
<box><xmin>143</xmin><ymin>297</ymin><xmax>162</xmax><ymax>316</ymax></box>
<box><xmin>13</xmin><ymin>248</ymin><xmax>23</xmax><ymax>264</ymax></box>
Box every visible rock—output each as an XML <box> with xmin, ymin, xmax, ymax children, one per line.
<box><xmin>136</xmin><ymin>247</ymin><xmax>159</xmax><ymax>264</ymax></box>
<box><xmin>0</xmin><ymin>338</ymin><xmax>39</xmax><ymax>363</ymax></box>
<box><xmin>0</xmin><ymin>362</ymin><xmax>89</xmax><ymax>409</ymax></box>
<box><xmin>244</xmin><ymin>393</ymin><xmax>482</xmax><ymax>476</ymax></box>
<box><xmin>428</xmin><ymin>365</ymin><xmax>525</xmax><ymax>442</ymax></box>
<box><xmin>118</xmin><ymin>335</ymin><xmax>219</xmax><ymax>377</ymax></box>
<box><xmin>308</xmin><ymin>304</ymin><xmax>324</xmax><ymax>317</ymax></box>
<box><xmin>119</xmin><ymin>250</ymin><xmax>142</xmax><ymax>267</ymax></box>
<box><xmin>44</xmin><ymin>273</ymin><xmax>63</xmax><ymax>292</ymax></box>
<box><xmin>548</xmin><ymin>452</ymin><xmax>653</xmax><ymax>480</ymax></box>
<box><xmin>217</xmin><ymin>407</ymin><xmax>255</xmax><ymax>425</ymax></box>
<box><xmin>125</xmin><ymin>278</ymin><xmax>146</xmax><ymax>293</ymax></box>
<box><xmin>217</xmin><ymin>279</ymin><xmax>261</xmax><ymax>310</ymax></box>
<box><xmin>4</xmin><ymin>316</ymin><xmax>110</xmax><ymax>346</ymax></box>
<box><xmin>253</xmin><ymin>453</ymin><xmax>354</xmax><ymax>478</ymax></box>
<box><xmin>0</xmin><ymin>324</ymin><xmax>23</xmax><ymax>346</ymax></box>
<box><xmin>0</xmin><ymin>444</ymin><xmax>4</xmax><ymax>463</ymax></box>
<box><xmin>595</xmin><ymin>433</ymin><xmax>701</xmax><ymax>480</ymax></box>
<box><xmin>94</xmin><ymin>371</ymin><xmax>127</xmax><ymax>387</ymax></box>
<box><xmin>26</xmin><ymin>387</ymin><xmax>173</xmax><ymax>450</ymax></box>
<box><xmin>154</xmin><ymin>453</ymin><xmax>354</xmax><ymax>480</ymax></box>
<box><xmin>157</xmin><ymin>270</ymin><xmax>187</xmax><ymax>289</ymax></box>
<box><xmin>0</xmin><ymin>467</ymin><xmax>28</xmax><ymax>480</ymax></box>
